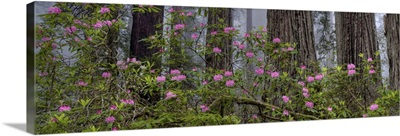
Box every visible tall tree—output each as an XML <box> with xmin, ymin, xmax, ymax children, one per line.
<box><xmin>130</xmin><ymin>5</ymin><xmax>164</xmax><ymax>67</ymax></box>
<box><xmin>384</xmin><ymin>14</ymin><xmax>400</xmax><ymax>90</ymax></box>
<box><xmin>335</xmin><ymin>12</ymin><xmax>381</xmax><ymax>110</ymax></box>
<box><xmin>130</xmin><ymin>5</ymin><xmax>164</xmax><ymax>105</ymax></box>
<box><xmin>206</xmin><ymin>8</ymin><xmax>233</xmax><ymax>70</ymax></box>
<box><xmin>267</xmin><ymin>10</ymin><xmax>318</xmax><ymax>72</ymax></box>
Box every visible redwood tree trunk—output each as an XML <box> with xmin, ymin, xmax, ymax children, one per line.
<box><xmin>267</xmin><ymin>10</ymin><xmax>318</xmax><ymax>72</ymax></box>
<box><xmin>130</xmin><ymin>6</ymin><xmax>164</xmax><ymax>67</ymax></box>
<box><xmin>384</xmin><ymin>14</ymin><xmax>400</xmax><ymax>90</ymax></box>
<box><xmin>130</xmin><ymin>6</ymin><xmax>164</xmax><ymax>105</ymax></box>
<box><xmin>206</xmin><ymin>8</ymin><xmax>233</xmax><ymax>71</ymax></box>
<box><xmin>335</xmin><ymin>12</ymin><xmax>381</xmax><ymax>110</ymax></box>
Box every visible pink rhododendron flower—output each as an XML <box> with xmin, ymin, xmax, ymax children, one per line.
<box><xmin>51</xmin><ymin>117</ymin><xmax>58</xmax><ymax>122</ymax></box>
<box><xmin>282</xmin><ymin>96</ymin><xmax>289</xmax><ymax>103</ymax></box>
<box><xmin>177</xmin><ymin>75</ymin><xmax>186</xmax><ymax>80</ymax></box>
<box><xmin>303</xmin><ymin>93</ymin><xmax>310</xmax><ymax>98</ymax></box>
<box><xmin>59</xmin><ymin>105</ymin><xmax>71</xmax><ymax>112</ymax></box>
<box><xmin>168</xmin><ymin>7</ymin><xmax>175</xmax><ymax>12</ymax></box>
<box><xmin>74</xmin><ymin>19</ymin><xmax>81</xmax><ymax>24</ymax></box>
<box><xmin>170</xmin><ymin>69</ymin><xmax>181</xmax><ymax>75</ymax></box>
<box><xmin>347</xmin><ymin>63</ymin><xmax>356</xmax><ymax>70</ymax></box>
<box><xmin>51</xmin><ymin>44</ymin><xmax>57</xmax><ymax>49</ymax></box>
<box><xmin>77</xmin><ymin>81</ymin><xmax>88</xmax><ymax>86</ymax></box>
<box><xmin>186</xmin><ymin>12</ymin><xmax>193</xmax><ymax>16</ymax></box>
<box><xmin>238</xmin><ymin>44</ymin><xmax>245</xmax><ymax>50</ymax></box>
<box><xmin>307</xmin><ymin>76</ymin><xmax>315</xmax><ymax>82</ymax></box>
<box><xmin>87</xmin><ymin>37</ymin><xmax>92</xmax><ymax>41</ymax></box>
<box><xmin>74</xmin><ymin>37</ymin><xmax>80</xmax><ymax>42</ymax></box>
<box><xmin>213</xmin><ymin>47</ymin><xmax>222</xmax><ymax>53</ymax></box>
<box><xmin>191</xmin><ymin>33</ymin><xmax>198</xmax><ymax>39</ymax></box>
<box><xmin>302</xmin><ymin>88</ymin><xmax>309</xmax><ymax>93</ymax></box>
<box><xmin>116</xmin><ymin>61</ymin><xmax>125</xmax><ymax>66</ymax></box>
<box><xmin>367</xmin><ymin>58</ymin><xmax>373</xmax><ymax>62</ymax></box>
<box><xmin>103</xmin><ymin>20</ymin><xmax>112</xmax><ymax>27</ymax></box>
<box><xmin>102</xmin><ymin>72</ymin><xmax>111</xmax><ymax>78</ymax></box>
<box><xmin>257</xmin><ymin>58</ymin><xmax>263</xmax><ymax>61</ymax></box>
<box><xmin>370</xmin><ymin>104</ymin><xmax>378</xmax><ymax>111</ymax></box>
<box><xmin>271</xmin><ymin>72</ymin><xmax>280</xmax><ymax>78</ymax></box>
<box><xmin>42</xmin><ymin>37</ymin><xmax>51</xmax><ymax>41</ymax></box>
<box><xmin>213</xmin><ymin>74</ymin><xmax>223</xmax><ymax>81</ymax></box>
<box><xmin>165</xmin><ymin>91</ymin><xmax>177</xmax><ymax>100</ymax></box>
<box><xmin>156</xmin><ymin>76</ymin><xmax>166</xmax><ymax>83</ymax></box>
<box><xmin>93</xmin><ymin>21</ymin><xmax>103</xmax><ymax>29</ymax></box>
<box><xmin>202</xmin><ymin>80</ymin><xmax>208</xmax><ymax>85</ymax></box>
<box><xmin>305</xmin><ymin>101</ymin><xmax>314</xmax><ymax>109</ymax></box>
<box><xmin>200</xmin><ymin>105</ymin><xmax>210</xmax><ymax>112</ymax></box>
<box><xmin>369</xmin><ymin>69</ymin><xmax>375</xmax><ymax>74</ymax></box>
<box><xmin>65</xmin><ymin>26</ymin><xmax>77</xmax><ymax>34</ymax></box>
<box><xmin>256</xmin><ymin>34</ymin><xmax>262</xmax><ymax>39</ymax></box>
<box><xmin>233</xmin><ymin>41</ymin><xmax>240</xmax><ymax>46</ymax></box>
<box><xmin>315</xmin><ymin>74</ymin><xmax>324</xmax><ymax>80</ymax></box>
<box><xmin>262</xmin><ymin>27</ymin><xmax>267</xmax><ymax>32</ymax></box>
<box><xmin>171</xmin><ymin>75</ymin><xmax>186</xmax><ymax>81</ymax></box>
<box><xmin>112</xmin><ymin>127</ymin><xmax>118</xmax><ymax>131</ymax></box>
<box><xmin>287</xmin><ymin>47</ymin><xmax>294</xmax><ymax>51</ymax></box>
<box><xmin>283</xmin><ymin>110</ymin><xmax>289</xmax><ymax>116</ymax></box>
<box><xmin>105</xmin><ymin>116</ymin><xmax>115</xmax><ymax>123</ymax></box>
<box><xmin>246</xmin><ymin>52</ymin><xmax>254</xmax><ymax>58</ymax></box>
<box><xmin>252</xmin><ymin>115</ymin><xmax>258</xmax><ymax>119</ymax></box>
<box><xmin>244</xmin><ymin>33</ymin><xmax>250</xmax><ymax>38</ymax></box>
<box><xmin>211</xmin><ymin>31</ymin><xmax>218</xmax><ymax>35</ymax></box>
<box><xmin>96</xmin><ymin>110</ymin><xmax>102</xmax><ymax>115</ymax></box>
<box><xmin>100</xmin><ymin>7</ymin><xmax>110</xmax><ymax>14</ymax></box>
<box><xmin>255</xmin><ymin>68</ymin><xmax>264</xmax><ymax>75</ymax></box>
<box><xmin>224</xmin><ymin>71</ymin><xmax>233</xmax><ymax>77</ymax></box>
<box><xmin>127</xmin><ymin>57</ymin><xmax>140</xmax><ymax>64</ymax></box>
<box><xmin>272</xmin><ymin>38</ymin><xmax>281</xmax><ymax>43</ymax></box>
<box><xmin>120</xmin><ymin>99</ymin><xmax>134</xmax><ymax>105</ymax></box>
<box><xmin>109</xmin><ymin>105</ymin><xmax>117</xmax><ymax>110</ymax></box>
<box><xmin>200</xmin><ymin>23</ymin><xmax>205</xmax><ymax>27</ymax></box>
<box><xmin>174</xmin><ymin>24</ymin><xmax>185</xmax><ymax>30</ymax></box>
<box><xmin>327</xmin><ymin>107</ymin><xmax>332</xmax><ymax>111</ymax></box>
<box><xmin>348</xmin><ymin>69</ymin><xmax>356</xmax><ymax>75</ymax></box>
<box><xmin>298</xmin><ymin>81</ymin><xmax>305</xmax><ymax>86</ymax></box>
<box><xmin>224</xmin><ymin>27</ymin><xmax>235</xmax><ymax>33</ymax></box>
<box><xmin>226</xmin><ymin>80</ymin><xmax>235</xmax><ymax>87</ymax></box>
<box><xmin>48</xmin><ymin>7</ymin><xmax>62</xmax><ymax>14</ymax></box>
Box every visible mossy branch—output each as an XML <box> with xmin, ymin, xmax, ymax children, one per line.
<box><xmin>209</xmin><ymin>95</ymin><xmax>319</xmax><ymax>120</ymax></box>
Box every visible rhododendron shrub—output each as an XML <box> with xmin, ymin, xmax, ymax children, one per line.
<box><xmin>34</xmin><ymin>3</ymin><xmax>399</xmax><ymax>134</ymax></box>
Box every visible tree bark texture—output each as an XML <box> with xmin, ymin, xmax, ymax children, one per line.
<box><xmin>206</xmin><ymin>8</ymin><xmax>233</xmax><ymax>71</ymax></box>
<box><xmin>130</xmin><ymin>6</ymin><xmax>164</xmax><ymax>67</ymax></box>
<box><xmin>384</xmin><ymin>14</ymin><xmax>400</xmax><ymax>90</ymax></box>
<box><xmin>335</xmin><ymin>12</ymin><xmax>381</xmax><ymax>110</ymax></box>
<box><xmin>267</xmin><ymin>10</ymin><xmax>318</xmax><ymax>72</ymax></box>
<box><xmin>130</xmin><ymin>6</ymin><xmax>164</xmax><ymax>105</ymax></box>
<box><xmin>265</xmin><ymin>10</ymin><xmax>317</xmax><ymax>107</ymax></box>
